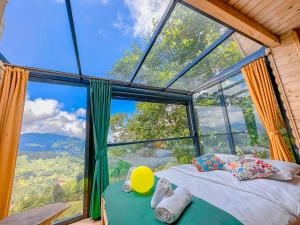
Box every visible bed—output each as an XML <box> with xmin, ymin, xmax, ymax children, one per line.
<box><xmin>101</xmin><ymin>164</ymin><xmax>300</xmax><ymax>225</ymax></box>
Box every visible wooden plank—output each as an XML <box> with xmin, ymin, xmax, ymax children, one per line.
<box><xmin>246</xmin><ymin>0</ymin><xmax>274</xmax><ymax>19</ymax></box>
<box><xmin>0</xmin><ymin>203</ymin><xmax>69</xmax><ymax>225</ymax></box>
<box><xmin>268</xmin><ymin>48</ymin><xmax>300</xmax><ymax>149</ymax></box>
<box><xmin>240</xmin><ymin>0</ymin><xmax>263</xmax><ymax>15</ymax></box>
<box><xmin>264</xmin><ymin>1</ymin><xmax>300</xmax><ymax>35</ymax></box>
<box><xmin>71</xmin><ymin>219</ymin><xmax>101</xmax><ymax>225</ymax></box>
<box><xmin>291</xmin><ymin>29</ymin><xmax>300</xmax><ymax>53</ymax></box>
<box><xmin>183</xmin><ymin>0</ymin><xmax>280</xmax><ymax>47</ymax></box>
<box><xmin>259</xmin><ymin>0</ymin><xmax>294</xmax><ymax>22</ymax></box>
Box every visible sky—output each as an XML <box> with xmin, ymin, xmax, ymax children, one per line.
<box><xmin>0</xmin><ymin>0</ymin><xmax>169</xmax><ymax>139</ymax></box>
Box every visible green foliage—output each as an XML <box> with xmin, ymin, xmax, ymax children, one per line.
<box><xmin>110</xmin><ymin>103</ymin><xmax>189</xmax><ymax>143</ymax></box>
<box><xmin>52</xmin><ymin>183</ymin><xmax>65</xmax><ymax>202</ymax></box>
<box><xmin>10</xmin><ymin>153</ymin><xmax>84</xmax><ymax>222</ymax></box>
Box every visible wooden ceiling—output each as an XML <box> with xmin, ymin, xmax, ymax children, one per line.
<box><xmin>225</xmin><ymin>0</ymin><xmax>300</xmax><ymax>36</ymax></box>
<box><xmin>183</xmin><ymin>0</ymin><xmax>300</xmax><ymax>47</ymax></box>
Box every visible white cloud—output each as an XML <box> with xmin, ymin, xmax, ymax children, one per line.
<box><xmin>123</xmin><ymin>0</ymin><xmax>170</xmax><ymax>37</ymax></box>
<box><xmin>53</xmin><ymin>0</ymin><xmax>65</xmax><ymax>4</ymax></box>
<box><xmin>22</xmin><ymin>97</ymin><xmax>86</xmax><ymax>139</ymax></box>
<box><xmin>113</xmin><ymin>13</ymin><xmax>131</xmax><ymax>35</ymax></box>
<box><xmin>100</xmin><ymin>0</ymin><xmax>108</xmax><ymax>5</ymax></box>
<box><xmin>75</xmin><ymin>108</ymin><xmax>87</xmax><ymax>117</ymax></box>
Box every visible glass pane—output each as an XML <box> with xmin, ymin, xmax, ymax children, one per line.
<box><xmin>109</xmin><ymin>100</ymin><xmax>190</xmax><ymax>143</ymax></box>
<box><xmin>171</xmin><ymin>35</ymin><xmax>243</xmax><ymax>91</ymax></box>
<box><xmin>134</xmin><ymin>3</ymin><xmax>228</xmax><ymax>87</ymax></box>
<box><xmin>0</xmin><ymin>0</ymin><xmax>78</xmax><ymax>73</ymax></box>
<box><xmin>71</xmin><ymin>0</ymin><xmax>171</xmax><ymax>79</ymax></box>
<box><xmin>222</xmin><ymin>74</ymin><xmax>270</xmax><ymax>157</ymax></box>
<box><xmin>193</xmin><ymin>85</ymin><xmax>227</xmax><ymax>134</ymax></box>
<box><xmin>233</xmin><ymin>133</ymin><xmax>270</xmax><ymax>158</ymax></box>
<box><xmin>108</xmin><ymin>138</ymin><xmax>195</xmax><ymax>183</ymax></box>
<box><xmin>200</xmin><ymin>134</ymin><xmax>231</xmax><ymax>154</ymax></box>
<box><xmin>11</xmin><ymin>82</ymin><xmax>87</xmax><ymax>222</ymax></box>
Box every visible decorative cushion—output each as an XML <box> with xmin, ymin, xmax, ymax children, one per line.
<box><xmin>215</xmin><ymin>153</ymin><xmax>239</xmax><ymax>163</ymax></box>
<box><xmin>264</xmin><ymin>159</ymin><xmax>300</xmax><ymax>181</ymax></box>
<box><xmin>224</xmin><ymin>156</ymin><xmax>279</xmax><ymax>181</ymax></box>
<box><xmin>192</xmin><ymin>153</ymin><xmax>225</xmax><ymax>172</ymax></box>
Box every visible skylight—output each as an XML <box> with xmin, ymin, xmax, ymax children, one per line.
<box><xmin>0</xmin><ymin>0</ymin><xmax>262</xmax><ymax>92</ymax></box>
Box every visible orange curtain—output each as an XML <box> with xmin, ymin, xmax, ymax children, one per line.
<box><xmin>0</xmin><ymin>66</ymin><xmax>28</xmax><ymax>219</ymax></box>
<box><xmin>241</xmin><ymin>58</ymin><xmax>293</xmax><ymax>162</ymax></box>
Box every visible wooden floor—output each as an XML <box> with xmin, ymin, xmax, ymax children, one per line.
<box><xmin>71</xmin><ymin>218</ymin><xmax>101</xmax><ymax>225</ymax></box>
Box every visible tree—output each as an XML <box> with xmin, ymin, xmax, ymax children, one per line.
<box><xmin>52</xmin><ymin>183</ymin><xmax>65</xmax><ymax>203</ymax></box>
<box><xmin>108</xmin><ymin>4</ymin><xmax>243</xmax><ymax>145</ymax></box>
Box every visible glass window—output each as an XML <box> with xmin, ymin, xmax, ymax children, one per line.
<box><xmin>0</xmin><ymin>0</ymin><xmax>78</xmax><ymax>73</ymax></box>
<box><xmin>194</xmin><ymin>85</ymin><xmax>226</xmax><ymax>134</ymax></box>
<box><xmin>71</xmin><ymin>0</ymin><xmax>171</xmax><ymax>79</ymax></box>
<box><xmin>10</xmin><ymin>82</ymin><xmax>87</xmax><ymax>222</ymax></box>
<box><xmin>221</xmin><ymin>74</ymin><xmax>269</xmax><ymax>158</ymax></box>
<box><xmin>134</xmin><ymin>3</ymin><xmax>228</xmax><ymax>87</ymax></box>
<box><xmin>109</xmin><ymin>100</ymin><xmax>190</xmax><ymax>143</ymax></box>
<box><xmin>200</xmin><ymin>134</ymin><xmax>231</xmax><ymax>154</ymax></box>
<box><xmin>171</xmin><ymin>36</ymin><xmax>244</xmax><ymax>91</ymax></box>
<box><xmin>108</xmin><ymin>138</ymin><xmax>195</xmax><ymax>183</ymax></box>
<box><xmin>193</xmin><ymin>85</ymin><xmax>231</xmax><ymax>153</ymax></box>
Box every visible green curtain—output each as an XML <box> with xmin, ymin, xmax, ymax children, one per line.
<box><xmin>89</xmin><ymin>80</ymin><xmax>111</xmax><ymax>220</ymax></box>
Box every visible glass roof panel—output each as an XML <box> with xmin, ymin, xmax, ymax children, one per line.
<box><xmin>133</xmin><ymin>3</ymin><xmax>228</xmax><ymax>87</ymax></box>
<box><xmin>170</xmin><ymin>35</ymin><xmax>244</xmax><ymax>91</ymax></box>
<box><xmin>0</xmin><ymin>0</ymin><xmax>78</xmax><ymax>73</ymax></box>
<box><xmin>221</xmin><ymin>74</ymin><xmax>247</xmax><ymax>97</ymax></box>
<box><xmin>71</xmin><ymin>0</ymin><xmax>171</xmax><ymax>79</ymax></box>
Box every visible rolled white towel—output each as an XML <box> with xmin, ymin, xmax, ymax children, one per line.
<box><xmin>122</xmin><ymin>166</ymin><xmax>136</xmax><ymax>193</ymax></box>
<box><xmin>151</xmin><ymin>178</ymin><xmax>174</xmax><ymax>208</ymax></box>
<box><xmin>155</xmin><ymin>187</ymin><xmax>192</xmax><ymax>224</ymax></box>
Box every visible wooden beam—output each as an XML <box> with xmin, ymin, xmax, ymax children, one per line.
<box><xmin>183</xmin><ymin>0</ymin><xmax>280</xmax><ymax>47</ymax></box>
<box><xmin>291</xmin><ymin>28</ymin><xmax>300</xmax><ymax>53</ymax></box>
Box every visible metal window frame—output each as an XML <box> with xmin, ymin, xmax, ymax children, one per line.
<box><xmin>65</xmin><ymin>0</ymin><xmax>82</xmax><ymax>76</ymax></box>
<box><xmin>192</xmin><ymin>47</ymin><xmax>266</xmax><ymax>93</ymax></box>
<box><xmin>19</xmin><ymin>69</ymin><xmax>199</xmax><ymax>224</ymax></box>
<box><xmin>129</xmin><ymin>0</ymin><xmax>179</xmax><ymax>83</ymax></box>
<box><xmin>164</xmin><ymin>29</ymin><xmax>234</xmax><ymax>89</ymax></box>
<box><xmin>192</xmin><ymin>48</ymin><xmax>266</xmax><ymax>156</ymax></box>
<box><xmin>217</xmin><ymin>83</ymin><xmax>236</xmax><ymax>154</ymax></box>
<box><xmin>192</xmin><ymin>49</ymin><xmax>299</xmax><ymax>162</ymax></box>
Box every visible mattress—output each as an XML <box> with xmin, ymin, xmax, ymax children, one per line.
<box><xmin>156</xmin><ymin>164</ymin><xmax>300</xmax><ymax>225</ymax></box>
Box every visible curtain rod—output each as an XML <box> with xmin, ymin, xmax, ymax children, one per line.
<box><xmin>3</xmin><ymin>63</ymin><xmax>190</xmax><ymax>96</ymax></box>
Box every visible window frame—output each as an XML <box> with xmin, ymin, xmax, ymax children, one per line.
<box><xmin>192</xmin><ymin>51</ymin><xmax>297</xmax><ymax>159</ymax></box>
<box><xmin>24</xmin><ymin>76</ymin><xmax>200</xmax><ymax>224</ymax></box>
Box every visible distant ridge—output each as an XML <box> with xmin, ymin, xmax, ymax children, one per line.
<box><xmin>19</xmin><ymin>133</ymin><xmax>85</xmax><ymax>156</ymax></box>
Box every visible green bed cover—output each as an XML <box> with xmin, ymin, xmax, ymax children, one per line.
<box><xmin>103</xmin><ymin>177</ymin><xmax>243</xmax><ymax>225</ymax></box>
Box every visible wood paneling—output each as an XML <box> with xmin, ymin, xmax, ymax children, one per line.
<box><xmin>183</xmin><ymin>0</ymin><xmax>280</xmax><ymax>47</ymax></box>
<box><xmin>269</xmin><ymin>31</ymin><xmax>300</xmax><ymax>148</ymax></box>
<box><xmin>233</xmin><ymin>33</ymin><xmax>262</xmax><ymax>56</ymax></box>
<box><xmin>225</xmin><ymin>0</ymin><xmax>300</xmax><ymax>36</ymax></box>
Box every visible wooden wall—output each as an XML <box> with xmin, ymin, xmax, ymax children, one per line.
<box><xmin>233</xmin><ymin>33</ymin><xmax>262</xmax><ymax>56</ymax></box>
<box><xmin>269</xmin><ymin>30</ymin><xmax>300</xmax><ymax>147</ymax></box>
<box><xmin>223</xmin><ymin>0</ymin><xmax>300</xmax><ymax>150</ymax></box>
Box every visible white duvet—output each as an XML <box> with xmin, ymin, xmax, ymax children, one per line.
<box><xmin>155</xmin><ymin>164</ymin><xmax>300</xmax><ymax>225</ymax></box>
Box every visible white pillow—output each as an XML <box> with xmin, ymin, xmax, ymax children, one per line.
<box><xmin>215</xmin><ymin>153</ymin><xmax>239</xmax><ymax>163</ymax></box>
<box><xmin>264</xmin><ymin>159</ymin><xmax>300</xmax><ymax>180</ymax></box>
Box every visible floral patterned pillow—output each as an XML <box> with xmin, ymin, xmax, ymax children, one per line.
<box><xmin>224</xmin><ymin>156</ymin><xmax>279</xmax><ymax>181</ymax></box>
<box><xmin>192</xmin><ymin>153</ymin><xmax>225</xmax><ymax>172</ymax></box>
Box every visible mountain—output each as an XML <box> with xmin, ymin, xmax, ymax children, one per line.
<box><xmin>19</xmin><ymin>133</ymin><xmax>85</xmax><ymax>157</ymax></box>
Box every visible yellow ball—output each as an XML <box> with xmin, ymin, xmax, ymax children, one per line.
<box><xmin>131</xmin><ymin>166</ymin><xmax>154</xmax><ymax>194</ymax></box>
